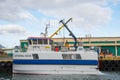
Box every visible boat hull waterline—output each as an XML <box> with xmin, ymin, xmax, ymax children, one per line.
<box><xmin>13</xmin><ymin>65</ymin><xmax>101</xmax><ymax>75</ymax></box>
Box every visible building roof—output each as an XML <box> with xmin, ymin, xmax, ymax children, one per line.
<box><xmin>27</xmin><ymin>37</ymin><xmax>51</xmax><ymax>40</ymax></box>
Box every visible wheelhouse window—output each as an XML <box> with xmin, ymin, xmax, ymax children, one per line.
<box><xmin>28</xmin><ymin>40</ymin><xmax>32</xmax><ymax>45</ymax></box>
<box><xmin>38</xmin><ymin>39</ymin><xmax>42</xmax><ymax>44</ymax></box>
<box><xmin>50</xmin><ymin>40</ymin><xmax>53</xmax><ymax>45</ymax></box>
<box><xmin>44</xmin><ymin>39</ymin><xmax>48</xmax><ymax>44</ymax></box>
<box><xmin>33</xmin><ymin>39</ymin><xmax>37</xmax><ymax>44</ymax></box>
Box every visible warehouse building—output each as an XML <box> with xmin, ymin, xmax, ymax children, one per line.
<box><xmin>20</xmin><ymin>37</ymin><xmax>120</xmax><ymax>56</ymax></box>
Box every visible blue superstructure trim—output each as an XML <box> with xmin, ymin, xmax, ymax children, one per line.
<box><xmin>13</xmin><ymin>60</ymin><xmax>98</xmax><ymax>65</ymax></box>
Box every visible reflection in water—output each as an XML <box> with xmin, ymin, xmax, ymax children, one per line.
<box><xmin>0</xmin><ymin>73</ymin><xmax>12</xmax><ymax>80</ymax></box>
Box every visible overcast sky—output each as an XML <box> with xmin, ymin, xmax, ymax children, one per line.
<box><xmin>0</xmin><ymin>0</ymin><xmax>120</xmax><ymax>48</ymax></box>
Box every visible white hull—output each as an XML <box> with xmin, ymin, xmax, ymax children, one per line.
<box><xmin>13</xmin><ymin>65</ymin><xmax>101</xmax><ymax>75</ymax></box>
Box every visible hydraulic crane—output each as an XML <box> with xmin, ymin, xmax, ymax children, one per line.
<box><xmin>59</xmin><ymin>18</ymin><xmax>78</xmax><ymax>51</ymax></box>
<box><xmin>50</xmin><ymin>18</ymin><xmax>72</xmax><ymax>38</ymax></box>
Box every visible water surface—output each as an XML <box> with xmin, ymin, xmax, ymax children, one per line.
<box><xmin>0</xmin><ymin>72</ymin><xmax>120</xmax><ymax>80</ymax></box>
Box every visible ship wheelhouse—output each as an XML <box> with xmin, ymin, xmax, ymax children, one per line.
<box><xmin>27</xmin><ymin>37</ymin><xmax>53</xmax><ymax>45</ymax></box>
<box><xmin>27</xmin><ymin>37</ymin><xmax>53</xmax><ymax>52</ymax></box>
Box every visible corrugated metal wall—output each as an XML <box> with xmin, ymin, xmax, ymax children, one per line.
<box><xmin>101</xmin><ymin>46</ymin><xmax>115</xmax><ymax>56</ymax></box>
<box><xmin>117</xmin><ymin>46</ymin><xmax>120</xmax><ymax>56</ymax></box>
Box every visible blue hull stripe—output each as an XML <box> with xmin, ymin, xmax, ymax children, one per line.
<box><xmin>13</xmin><ymin>60</ymin><xmax>98</xmax><ymax>65</ymax></box>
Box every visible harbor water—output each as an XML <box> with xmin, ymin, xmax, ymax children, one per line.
<box><xmin>0</xmin><ymin>72</ymin><xmax>120</xmax><ymax>80</ymax></box>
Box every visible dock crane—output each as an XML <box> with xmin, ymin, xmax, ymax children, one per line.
<box><xmin>50</xmin><ymin>18</ymin><xmax>72</xmax><ymax>38</ymax></box>
<box><xmin>59</xmin><ymin>18</ymin><xmax>78</xmax><ymax>51</ymax></box>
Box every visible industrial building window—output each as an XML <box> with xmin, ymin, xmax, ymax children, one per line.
<box><xmin>62</xmin><ymin>54</ymin><xmax>81</xmax><ymax>60</ymax></box>
<box><xmin>32</xmin><ymin>54</ymin><xmax>39</xmax><ymax>59</ymax></box>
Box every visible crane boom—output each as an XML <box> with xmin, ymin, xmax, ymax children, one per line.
<box><xmin>50</xmin><ymin>25</ymin><xmax>64</xmax><ymax>38</ymax></box>
<box><xmin>50</xmin><ymin>18</ymin><xmax>72</xmax><ymax>38</ymax></box>
<box><xmin>59</xmin><ymin>18</ymin><xmax>78</xmax><ymax>51</ymax></box>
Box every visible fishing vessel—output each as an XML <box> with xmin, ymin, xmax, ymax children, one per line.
<box><xmin>13</xmin><ymin>18</ymin><xmax>101</xmax><ymax>74</ymax></box>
